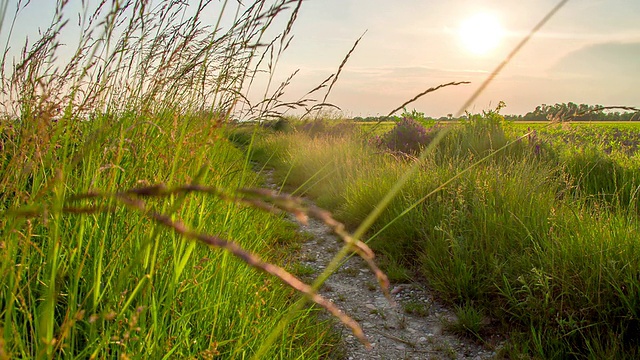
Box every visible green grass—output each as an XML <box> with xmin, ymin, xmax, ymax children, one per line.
<box><xmin>1</xmin><ymin>113</ymin><xmax>339</xmax><ymax>359</ymax></box>
<box><xmin>402</xmin><ymin>300</ymin><xmax>431</xmax><ymax>317</ymax></box>
<box><xmin>445</xmin><ymin>302</ymin><xmax>485</xmax><ymax>339</ymax></box>
<box><xmin>0</xmin><ymin>1</ymin><xmax>344</xmax><ymax>358</ymax></box>
<box><xmin>250</xmin><ymin>114</ymin><xmax>640</xmax><ymax>358</ymax></box>
<box><xmin>3</xmin><ymin>0</ymin><xmax>638</xmax><ymax>358</ymax></box>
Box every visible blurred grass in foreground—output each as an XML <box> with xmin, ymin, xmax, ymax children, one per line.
<box><xmin>0</xmin><ymin>1</ymin><xmax>345</xmax><ymax>358</ymax></box>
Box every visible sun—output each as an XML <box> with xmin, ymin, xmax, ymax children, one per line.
<box><xmin>459</xmin><ymin>13</ymin><xmax>505</xmax><ymax>55</ymax></box>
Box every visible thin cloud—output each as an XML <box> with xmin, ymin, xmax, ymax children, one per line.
<box><xmin>506</xmin><ymin>30</ymin><xmax>640</xmax><ymax>42</ymax></box>
<box><xmin>550</xmin><ymin>42</ymin><xmax>640</xmax><ymax>78</ymax></box>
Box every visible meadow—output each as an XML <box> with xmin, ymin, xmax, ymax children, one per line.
<box><xmin>247</xmin><ymin>113</ymin><xmax>640</xmax><ymax>358</ymax></box>
<box><xmin>2</xmin><ymin>0</ymin><xmax>640</xmax><ymax>359</ymax></box>
<box><xmin>0</xmin><ymin>1</ymin><xmax>345</xmax><ymax>358</ymax></box>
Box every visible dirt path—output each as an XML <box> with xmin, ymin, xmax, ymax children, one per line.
<box><xmin>293</xmin><ymin>215</ymin><xmax>499</xmax><ymax>360</ymax></box>
<box><xmin>260</xmin><ymin>168</ymin><xmax>501</xmax><ymax>359</ymax></box>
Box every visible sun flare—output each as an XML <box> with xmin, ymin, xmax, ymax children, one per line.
<box><xmin>459</xmin><ymin>13</ymin><xmax>505</xmax><ymax>55</ymax></box>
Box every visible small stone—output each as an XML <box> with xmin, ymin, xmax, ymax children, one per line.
<box><xmin>365</xmin><ymin>303</ymin><xmax>376</xmax><ymax>310</ymax></box>
<box><xmin>396</xmin><ymin>345</ymin><xmax>405</xmax><ymax>350</ymax></box>
<box><xmin>418</xmin><ymin>337</ymin><xmax>427</xmax><ymax>343</ymax></box>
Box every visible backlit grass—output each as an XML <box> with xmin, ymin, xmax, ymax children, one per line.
<box><xmin>0</xmin><ymin>1</ymin><xmax>344</xmax><ymax>358</ymax></box>
<box><xmin>250</xmin><ymin>113</ymin><xmax>640</xmax><ymax>358</ymax></box>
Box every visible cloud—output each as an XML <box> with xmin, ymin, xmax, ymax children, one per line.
<box><xmin>339</xmin><ymin>66</ymin><xmax>488</xmax><ymax>81</ymax></box>
<box><xmin>550</xmin><ymin>42</ymin><xmax>640</xmax><ymax>78</ymax></box>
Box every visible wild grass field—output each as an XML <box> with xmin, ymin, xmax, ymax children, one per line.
<box><xmin>0</xmin><ymin>1</ymin><xmax>347</xmax><ymax>358</ymax></box>
<box><xmin>2</xmin><ymin>0</ymin><xmax>640</xmax><ymax>359</ymax></box>
<box><xmin>248</xmin><ymin>112</ymin><xmax>640</xmax><ymax>358</ymax></box>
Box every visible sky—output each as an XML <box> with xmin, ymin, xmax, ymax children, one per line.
<box><xmin>2</xmin><ymin>0</ymin><xmax>639</xmax><ymax>117</ymax></box>
<box><xmin>268</xmin><ymin>0</ymin><xmax>640</xmax><ymax>117</ymax></box>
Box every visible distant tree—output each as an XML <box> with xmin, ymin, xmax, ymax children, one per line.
<box><xmin>518</xmin><ymin>102</ymin><xmax>638</xmax><ymax>121</ymax></box>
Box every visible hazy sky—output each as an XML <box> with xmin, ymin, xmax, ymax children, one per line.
<box><xmin>270</xmin><ymin>0</ymin><xmax>640</xmax><ymax>117</ymax></box>
<box><xmin>2</xmin><ymin>0</ymin><xmax>639</xmax><ymax>117</ymax></box>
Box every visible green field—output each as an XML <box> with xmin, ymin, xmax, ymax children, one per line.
<box><xmin>249</xmin><ymin>114</ymin><xmax>640</xmax><ymax>358</ymax></box>
<box><xmin>2</xmin><ymin>1</ymin><xmax>640</xmax><ymax>359</ymax></box>
<box><xmin>359</xmin><ymin>119</ymin><xmax>640</xmax><ymax>139</ymax></box>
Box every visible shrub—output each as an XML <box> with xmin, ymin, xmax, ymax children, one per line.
<box><xmin>375</xmin><ymin>116</ymin><xmax>439</xmax><ymax>155</ymax></box>
<box><xmin>261</xmin><ymin>117</ymin><xmax>293</xmax><ymax>132</ymax></box>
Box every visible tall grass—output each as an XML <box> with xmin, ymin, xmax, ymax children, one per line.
<box><xmin>250</xmin><ymin>113</ymin><xmax>640</xmax><ymax>358</ymax></box>
<box><xmin>3</xmin><ymin>0</ymin><xmax>633</xmax><ymax>358</ymax></box>
<box><xmin>0</xmin><ymin>1</ymin><xmax>353</xmax><ymax>358</ymax></box>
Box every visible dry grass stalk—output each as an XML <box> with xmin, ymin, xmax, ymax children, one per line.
<box><xmin>115</xmin><ymin>194</ymin><xmax>373</xmax><ymax>349</ymax></box>
<box><xmin>42</xmin><ymin>182</ymin><xmax>390</xmax><ymax>348</ymax></box>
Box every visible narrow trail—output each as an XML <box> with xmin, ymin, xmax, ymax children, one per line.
<box><xmin>262</xmin><ymin>170</ymin><xmax>502</xmax><ymax>359</ymax></box>
<box><xmin>293</xmin><ymin>216</ymin><xmax>498</xmax><ymax>360</ymax></box>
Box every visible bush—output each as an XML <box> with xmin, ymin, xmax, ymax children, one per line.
<box><xmin>374</xmin><ymin>116</ymin><xmax>439</xmax><ymax>155</ymax></box>
<box><xmin>261</xmin><ymin>117</ymin><xmax>293</xmax><ymax>132</ymax></box>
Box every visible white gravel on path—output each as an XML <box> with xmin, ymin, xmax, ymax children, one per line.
<box><xmin>260</xmin><ymin>167</ymin><xmax>502</xmax><ymax>359</ymax></box>
<box><xmin>292</xmin><ymin>215</ymin><xmax>499</xmax><ymax>360</ymax></box>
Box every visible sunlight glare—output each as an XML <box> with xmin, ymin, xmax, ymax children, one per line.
<box><xmin>459</xmin><ymin>13</ymin><xmax>505</xmax><ymax>55</ymax></box>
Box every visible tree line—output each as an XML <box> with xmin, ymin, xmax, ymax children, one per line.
<box><xmin>505</xmin><ymin>102</ymin><xmax>639</xmax><ymax>121</ymax></box>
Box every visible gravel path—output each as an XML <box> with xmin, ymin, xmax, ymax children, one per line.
<box><xmin>293</xmin><ymin>216</ymin><xmax>499</xmax><ymax>360</ymax></box>
<box><xmin>260</xmin><ymin>168</ymin><xmax>501</xmax><ymax>359</ymax></box>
